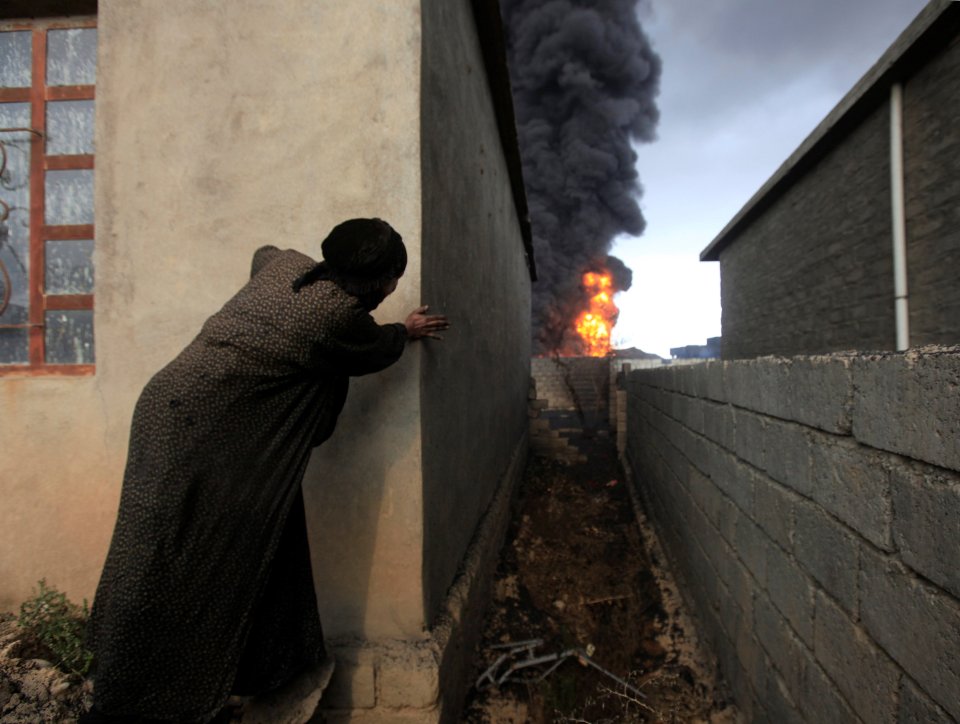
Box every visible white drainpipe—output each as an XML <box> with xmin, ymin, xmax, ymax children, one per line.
<box><xmin>890</xmin><ymin>82</ymin><xmax>910</xmax><ymax>351</ymax></box>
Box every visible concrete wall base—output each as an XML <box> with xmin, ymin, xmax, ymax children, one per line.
<box><xmin>321</xmin><ymin>434</ymin><xmax>527</xmax><ymax>723</ymax></box>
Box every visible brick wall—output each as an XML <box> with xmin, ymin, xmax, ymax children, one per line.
<box><xmin>717</xmin><ymin>11</ymin><xmax>960</xmax><ymax>358</ymax></box>
<box><xmin>530</xmin><ymin>357</ymin><xmax>612</xmax><ymax>428</ymax></box>
<box><xmin>719</xmin><ymin>101</ymin><xmax>896</xmax><ymax>359</ymax></box>
<box><xmin>622</xmin><ymin>348</ymin><xmax>960</xmax><ymax>722</ymax></box>
<box><xmin>903</xmin><ymin>32</ymin><xmax>960</xmax><ymax>346</ymax></box>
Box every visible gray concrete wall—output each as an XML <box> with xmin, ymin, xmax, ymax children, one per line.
<box><xmin>622</xmin><ymin>348</ymin><xmax>960</xmax><ymax>722</ymax></box>
<box><xmin>903</xmin><ymin>32</ymin><xmax>960</xmax><ymax>346</ymax></box>
<box><xmin>419</xmin><ymin>0</ymin><xmax>531</xmax><ymax>627</ymax></box>
<box><xmin>718</xmin><ymin>102</ymin><xmax>895</xmax><ymax>359</ymax></box>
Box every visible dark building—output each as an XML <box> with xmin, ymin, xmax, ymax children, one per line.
<box><xmin>701</xmin><ymin>0</ymin><xmax>960</xmax><ymax>359</ymax></box>
<box><xmin>670</xmin><ymin>336</ymin><xmax>721</xmax><ymax>360</ymax></box>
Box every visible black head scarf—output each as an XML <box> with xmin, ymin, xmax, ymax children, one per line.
<box><xmin>293</xmin><ymin>218</ymin><xmax>407</xmax><ymax>309</ymax></box>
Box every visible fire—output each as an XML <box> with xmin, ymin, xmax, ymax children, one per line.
<box><xmin>574</xmin><ymin>271</ymin><xmax>618</xmax><ymax>356</ymax></box>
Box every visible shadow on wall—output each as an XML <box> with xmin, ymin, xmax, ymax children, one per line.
<box><xmin>301</xmin><ymin>357</ymin><xmax>419</xmax><ymax>641</ymax></box>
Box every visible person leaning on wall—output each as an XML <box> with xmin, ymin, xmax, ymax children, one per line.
<box><xmin>80</xmin><ymin>218</ymin><xmax>449</xmax><ymax>724</ymax></box>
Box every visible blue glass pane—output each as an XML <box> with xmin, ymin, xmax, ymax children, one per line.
<box><xmin>0</xmin><ymin>104</ymin><xmax>32</xmax><ymax>241</ymax></box>
<box><xmin>46</xmin><ymin>100</ymin><xmax>95</xmax><ymax>155</ymax></box>
<box><xmin>45</xmin><ymin>309</ymin><xmax>94</xmax><ymax>364</ymax></box>
<box><xmin>0</xmin><ymin>327</ymin><xmax>28</xmax><ymax>364</ymax></box>
<box><xmin>45</xmin><ymin>239</ymin><xmax>94</xmax><ymax>294</ymax></box>
<box><xmin>47</xmin><ymin>28</ymin><xmax>97</xmax><ymax>86</ymax></box>
<box><xmin>0</xmin><ymin>103</ymin><xmax>31</xmax><ymax>348</ymax></box>
<box><xmin>0</xmin><ymin>31</ymin><xmax>31</xmax><ymax>89</ymax></box>
<box><xmin>45</xmin><ymin>169</ymin><xmax>94</xmax><ymax>225</ymax></box>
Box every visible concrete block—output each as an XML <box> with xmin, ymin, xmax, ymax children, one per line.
<box><xmin>696</xmin><ymin>360</ymin><xmax>726</xmax><ymax>402</ymax></box>
<box><xmin>725</xmin><ymin>356</ymin><xmax>853</xmax><ymax>434</ymax></box>
<box><xmin>891</xmin><ymin>464</ymin><xmax>960</xmax><ymax>599</ymax></box>
<box><xmin>798</xmin><ymin>656</ymin><xmax>859</xmax><ymax>724</ymax></box>
<box><xmin>324</xmin><ymin>709</ymin><xmax>434</xmax><ymax>723</ymax></box>
<box><xmin>702</xmin><ymin>399</ymin><xmax>735</xmax><ymax>451</ymax></box>
<box><xmin>688</xmin><ymin>468</ymin><xmax>722</xmax><ymax>526</ymax></box>
<box><xmin>689</xmin><ymin>430</ymin><xmax>719</xmax><ymax>480</ymax></box>
<box><xmin>794</xmin><ymin>501</ymin><xmax>859</xmax><ymax>614</ymax></box>
<box><xmin>718</xmin><ymin>496</ymin><xmax>740</xmax><ymax>545</ymax></box>
<box><xmin>734</xmin><ymin>623</ymin><xmax>763</xmax><ymax>687</ymax></box>
<box><xmin>734</xmin><ymin>407</ymin><xmax>766</xmax><ymax>470</ymax></box>
<box><xmin>528</xmin><ymin>418</ymin><xmax>550</xmax><ymax>433</ymax></box>
<box><xmin>377</xmin><ymin>648</ymin><xmax>439</xmax><ymax>710</ymax></box>
<box><xmin>860</xmin><ymin>548</ymin><xmax>960</xmax><ymax>720</ymax></box>
<box><xmin>753</xmin><ymin>593</ymin><xmax>807</xmax><ymax>701</ymax></box>
<box><xmin>852</xmin><ymin>350</ymin><xmax>960</xmax><ymax>471</ymax></box>
<box><xmin>899</xmin><ymin>677</ymin><xmax>956</xmax><ymax>724</ymax></box>
<box><xmin>813</xmin><ymin>590</ymin><xmax>899</xmax><ymax>724</ymax></box>
<box><xmin>714</xmin><ymin>584</ymin><xmax>739</xmax><ymax>645</ymax></box>
<box><xmin>686</xmin><ymin>396</ymin><xmax>706</xmax><ymax>435</ymax></box>
<box><xmin>323</xmin><ymin>649</ymin><xmax>377</xmax><ymax>710</ymax></box>
<box><xmin>712</xmin><ymin>451</ymin><xmax>755</xmax><ymax>515</ymax></box>
<box><xmin>765</xmin><ymin>543</ymin><xmax>814</xmax><ymax>646</ymax></box>
<box><xmin>762</xmin><ymin>418</ymin><xmax>813</xmax><ymax>496</ymax></box>
<box><xmin>753</xmin><ymin>473</ymin><xmax>794</xmax><ymax>551</ymax></box>
<box><xmin>721</xmin><ymin>551</ymin><xmax>755</xmax><ymax>619</ymax></box>
<box><xmin>810</xmin><ymin>438</ymin><xmax>893</xmax><ymax>550</ymax></box>
<box><xmin>757</xmin><ymin>664</ymin><xmax>804</xmax><ymax>724</ymax></box>
<box><xmin>734</xmin><ymin>518</ymin><xmax>769</xmax><ymax>586</ymax></box>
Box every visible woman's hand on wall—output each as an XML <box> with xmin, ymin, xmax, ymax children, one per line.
<box><xmin>404</xmin><ymin>306</ymin><xmax>449</xmax><ymax>341</ymax></box>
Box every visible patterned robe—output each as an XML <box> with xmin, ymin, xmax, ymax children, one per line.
<box><xmin>88</xmin><ymin>246</ymin><xmax>407</xmax><ymax>720</ymax></box>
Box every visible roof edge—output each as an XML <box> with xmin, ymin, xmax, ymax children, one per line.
<box><xmin>700</xmin><ymin>0</ymin><xmax>960</xmax><ymax>262</ymax></box>
<box><xmin>470</xmin><ymin>0</ymin><xmax>537</xmax><ymax>280</ymax></box>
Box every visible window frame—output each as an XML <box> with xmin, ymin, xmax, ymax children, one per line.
<box><xmin>0</xmin><ymin>16</ymin><xmax>96</xmax><ymax>376</ymax></box>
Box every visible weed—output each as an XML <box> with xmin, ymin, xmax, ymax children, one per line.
<box><xmin>17</xmin><ymin>579</ymin><xmax>93</xmax><ymax>677</ymax></box>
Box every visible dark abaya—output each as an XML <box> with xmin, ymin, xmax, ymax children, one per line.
<box><xmin>88</xmin><ymin>246</ymin><xmax>407</xmax><ymax>721</ymax></box>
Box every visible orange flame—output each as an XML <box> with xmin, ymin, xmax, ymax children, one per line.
<box><xmin>574</xmin><ymin>271</ymin><xmax>618</xmax><ymax>356</ymax></box>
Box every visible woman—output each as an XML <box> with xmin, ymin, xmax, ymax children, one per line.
<box><xmin>83</xmin><ymin>219</ymin><xmax>448</xmax><ymax>723</ymax></box>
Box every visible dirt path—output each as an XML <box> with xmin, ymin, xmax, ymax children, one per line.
<box><xmin>462</xmin><ymin>434</ymin><xmax>738</xmax><ymax>723</ymax></box>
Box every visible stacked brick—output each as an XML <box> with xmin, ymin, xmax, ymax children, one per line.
<box><xmin>527</xmin><ymin>375</ymin><xmax>586</xmax><ymax>464</ymax></box>
<box><xmin>622</xmin><ymin>347</ymin><xmax>960</xmax><ymax>722</ymax></box>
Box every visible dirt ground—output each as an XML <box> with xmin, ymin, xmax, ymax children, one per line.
<box><xmin>0</xmin><ymin>614</ymin><xmax>90</xmax><ymax>723</ymax></box>
<box><xmin>462</xmin><ymin>433</ymin><xmax>739</xmax><ymax>723</ymax></box>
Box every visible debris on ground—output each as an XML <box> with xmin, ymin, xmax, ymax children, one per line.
<box><xmin>0</xmin><ymin>614</ymin><xmax>91</xmax><ymax>723</ymax></box>
<box><xmin>462</xmin><ymin>438</ymin><xmax>738</xmax><ymax>723</ymax></box>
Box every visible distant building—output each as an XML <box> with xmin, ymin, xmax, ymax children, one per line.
<box><xmin>612</xmin><ymin>345</ymin><xmax>663</xmax><ymax>360</ymax></box>
<box><xmin>701</xmin><ymin>0</ymin><xmax>960</xmax><ymax>359</ymax></box>
<box><xmin>670</xmin><ymin>336</ymin><xmax>721</xmax><ymax>360</ymax></box>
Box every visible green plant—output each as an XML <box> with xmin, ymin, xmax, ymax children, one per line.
<box><xmin>17</xmin><ymin>579</ymin><xmax>93</xmax><ymax>677</ymax></box>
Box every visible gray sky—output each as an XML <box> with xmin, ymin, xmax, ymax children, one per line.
<box><xmin>612</xmin><ymin>0</ymin><xmax>929</xmax><ymax>356</ymax></box>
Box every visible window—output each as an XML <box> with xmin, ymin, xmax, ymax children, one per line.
<box><xmin>0</xmin><ymin>18</ymin><xmax>96</xmax><ymax>373</ymax></box>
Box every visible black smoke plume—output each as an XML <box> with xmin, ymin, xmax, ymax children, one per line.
<box><xmin>500</xmin><ymin>0</ymin><xmax>660</xmax><ymax>354</ymax></box>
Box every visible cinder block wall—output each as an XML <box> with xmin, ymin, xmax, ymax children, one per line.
<box><xmin>903</xmin><ymin>23</ymin><xmax>960</xmax><ymax>346</ymax></box>
<box><xmin>718</xmin><ymin>100</ymin><xmax>896</xmax><ymax>360</ymax></box>
<box><xmin>622</xmin><ymin>348</ymin><xmax>960</xmax><ymax>722</ymax></box>
<box><xmin>530</xmin><ymin>357</ymin><xmax>611</xmax><ymax>416</ymax></box>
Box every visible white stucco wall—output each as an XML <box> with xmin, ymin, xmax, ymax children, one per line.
<box><xmin>2</xmin><ymin>1</ymin><xmax>427</xmax><ymax>636</ymax></box>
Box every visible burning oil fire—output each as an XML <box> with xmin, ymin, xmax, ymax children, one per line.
<box><xmin>574</xmin><ymin>271</ymin><xmax>618</xmax><ymax>357</ymax></box>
